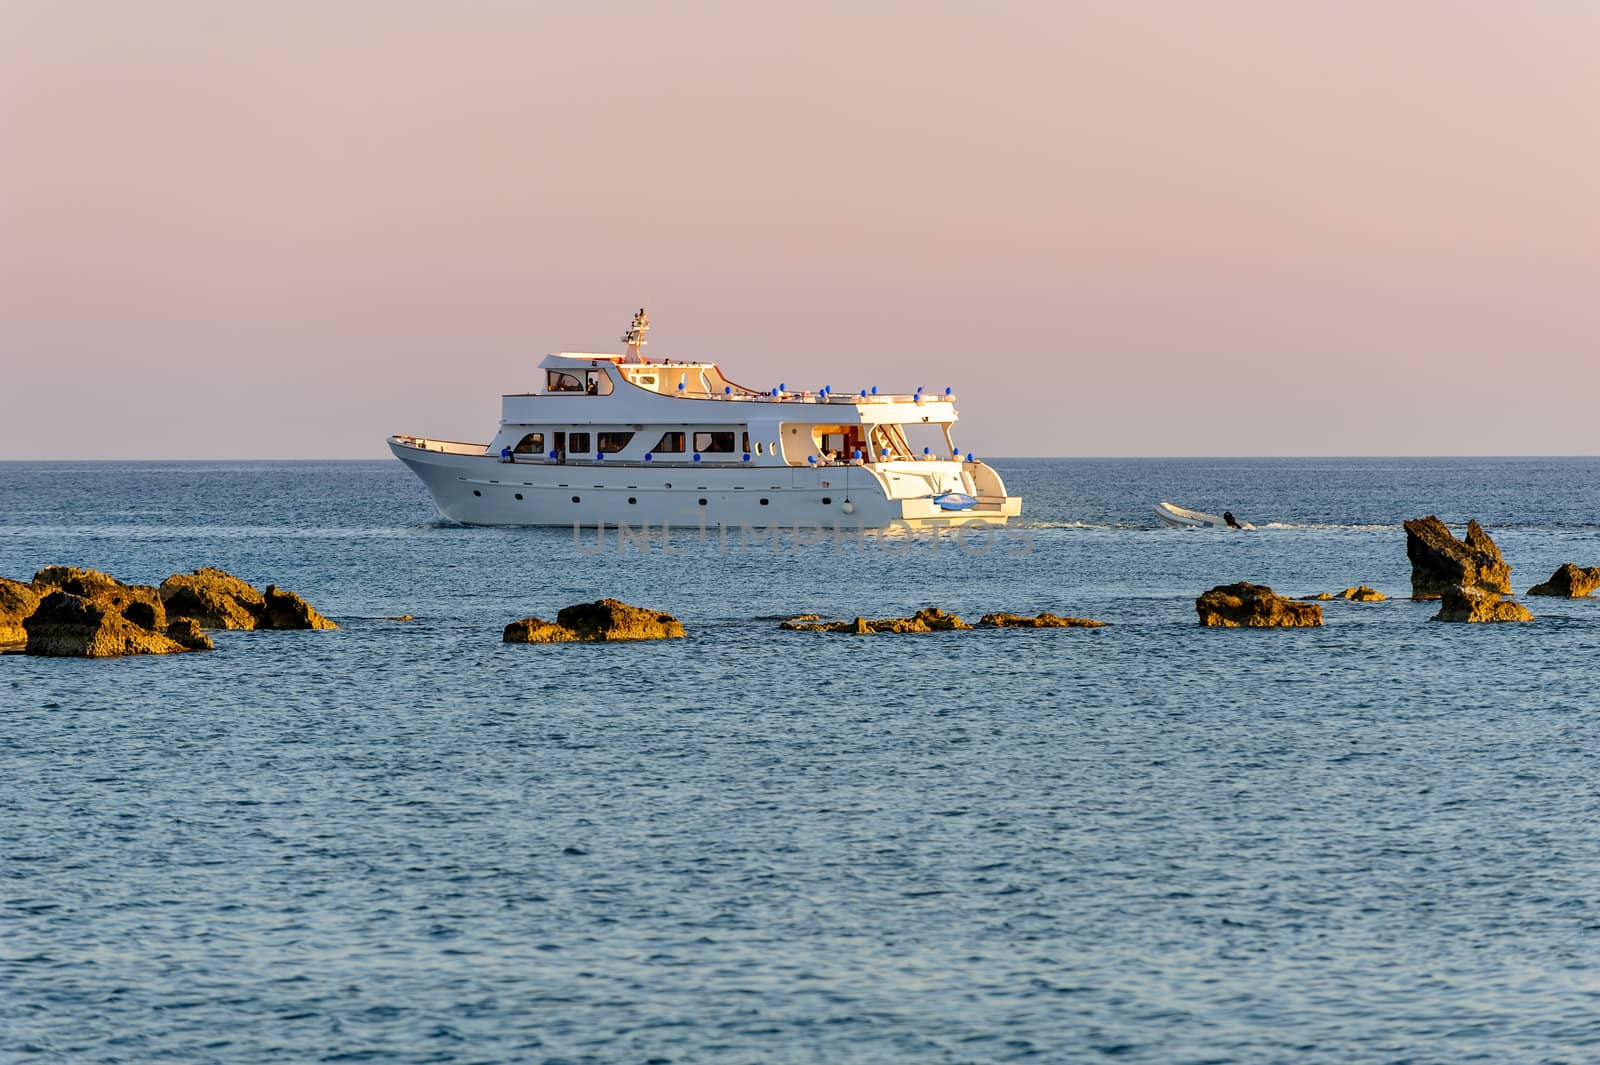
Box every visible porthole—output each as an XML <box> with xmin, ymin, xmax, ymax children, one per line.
<box><xmin>628</xmin><ymin>497</ymin><xmax>637</xmax><ymax>504</ymax></box>
<box><xmin>821</xmin><ymin>496</ymin><xmax>832</xmax><ymax>504</ymax></box>
<box><xmin>760</xmin><ymin>498</ymin><xmax>769</xmax><ymax>505</ymax></box>
<box><xmin>515</xmin><ymin>493</ymin><xmax>523</xmax><ymax>500</ymax></box>
<box><xmin>698</xmin><ymin>498</ymin><xmax>708</xmax><ymax>506</ymax></box>
<box><xmin>473</xmin><ymin>489</ymin><xmax>481</xmax><ymax>496</ymax></box>
<box><xmin>572</xmin><ymin>496</ymin><xmax>581</xmax><ymax>503</ymax></box>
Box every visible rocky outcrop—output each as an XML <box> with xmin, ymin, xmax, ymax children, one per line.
<box><xmin>32</xmin><ymin>566</ymin><xmax>168</xmax><ymax>632</ymax></box>
<box><xmin>505</xmin><ymin>599</ymin><xmax>684</xmax><ymax>643</ymax></box>
<box><xmin>159</xmin><ymin>568</ymin><xmax>267</xmax><ymax>629</ymax></box>
<box><xmin>160</xmin><ymin>568</ymin><xmax>337</xmax><ymax>630</ymax></box>
<box><xmin>0</xmin><ymin>577</ymin><xmax>41</xmax><ymax>645</ymax></box>
<box><xmin>1196</xmin><ymin>582</ymin><xmax>1323</xmax><ymax>628</ymax></box>
<box><xmin>557</xmin><ymin>599</ymin><xmax>685</xmax><ymax>640</ymax></box>
<box><xmin>1404</xmin><ymin>517</ymin><xmax>1512</xmax><ymax>598</ymax></box>
<box><xmin>1431</xmin><ymin>587</ymin><xmax>1534</xmax><ymax>623</ymax></box>
<box><xmin>262</xmin><ymin>585</ymin><xmax>338</xmax><ymax>630</ymax></box>
<box><xmin>1304</xmin><ymin>586</ymin><xmax>1387</xmax><ymax>602</ymax></box>
<box><xmin>781</xmin><ymin>607</ymin><xmax>973</xmax><ymax>633</ymax></box>
<box><xmin>1526</xmin><ymin>563</ymin><xmax>1600</xmax><ymax>598</ymax></box>
<box><xmin>978</xmin><ymin>612</ymin><xmax>1108</xmax><ymax>628</ymax></box>
<box><xmin>24</xmin><ymin>591</ymin><xmax>188</xmax><ymax>657</ymax></box>
<box><xmin>165</xmin><ymin>618</ymin><xmax>215</xmax><ymax>651</ymax></box>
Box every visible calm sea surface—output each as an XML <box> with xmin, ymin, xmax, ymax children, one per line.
<box><xmin>3</xmin><ymin>458</ymin><xmax>1599</xmax><ymax>1064</ymax></box>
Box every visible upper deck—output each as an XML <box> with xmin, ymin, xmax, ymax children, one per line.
<box><xmin>519</xmin><ymin>352</ymin><xmax>956</xmax><ymax>410</ymax></box>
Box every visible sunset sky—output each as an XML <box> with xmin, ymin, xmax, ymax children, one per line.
<box><xmin>2</xmin><ymin>0</ymin><xmax>1596</xmax><ymax>459</ymax></box>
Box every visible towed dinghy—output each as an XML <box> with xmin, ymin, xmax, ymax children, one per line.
<box><xmin>1155</xmin><ymin>502</ymin><xmax>1253</xmax><ymax>530</ymax></box>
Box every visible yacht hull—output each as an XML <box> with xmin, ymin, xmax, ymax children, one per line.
<box><xmin>390</xmin><ymin>437</ymin><xmax>1020</xmax><ymax>529</ymax></box>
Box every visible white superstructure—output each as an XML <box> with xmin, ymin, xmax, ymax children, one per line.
<box><xmin>388</xmin><ymin>310</ymin><xmax>1021</xmax><ymax>528</ymax></box>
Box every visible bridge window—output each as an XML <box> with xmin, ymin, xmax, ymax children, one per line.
<box><xmin>597</xmin><ymin>431</ymin><xmax>634</xmax><ymax>453</ymax></box>
<box><xmin>584</xmin><ymin>370</ymin><xmax>614</xmax><ymax>396</ymax></box>
<box><xmin>652</xmin><ymin>431</ymin><xmax>686</xmax><ymax>453</ymax></box>
<box><xmin>547</xmin><ymin>371</ymin><xmax>583</xmax><ymax>392</ymax></box>
<box><xmin>514</xmin><ymin>432</ymin><xmax>545</xmax><ymax>454</ymax></box>
<box><xmin>694</xmin><ymin>431</ymin><xmax>736</xmax><ymax>454</ymax></box>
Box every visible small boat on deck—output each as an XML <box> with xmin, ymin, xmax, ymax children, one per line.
<box><xmin>1154</xmin><ymin>502</ymin><xmax>1253</xmax><ymax>530</ymax></box>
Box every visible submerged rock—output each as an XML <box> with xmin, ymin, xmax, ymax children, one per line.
<box><xmin>782</xmin><ymin>607</ymin><xmax>973</xmax><ymax>633</ymax></box>
<box><xmin>24</xmin><ymin>591</ymin><xmax>188</xmax><ymax>657</ymax></box>
<box><xmin>978</xmin><ymin>612</ymin><xmax>1108</xmax><ymax>628</ymax></box>
<box><xmin>505</xmin><ymin>599</ymin><xmax>683</xmax><ymax>643</ymax></box>
<box><xmin>1526</xmin><ymin>563</ymin><xmax>1600</xmax><ymax>598</ymax></box>
<box><xmin>1431</xmin><ymin>586</ymin><xmax>1534</xmax><ymax>623</ymax></box>
<box><xmin>1196</xmin><ymin>583</ymin><xmax>1323</xmax><ymax>628</ymax></box>
<box><xmin>1304</xmin><ymin>586</ymin><xmax>1387</xmax><ymax>602</ymax></box>
<box><xmin>503</xmin><ymin>617</ymin><xmax>579</xmax><ymax>643</ymax></box>
<box><xmin>0</xmin><ymin>577</ymin><xmax>41</xmax><ymax>645</ymax></box>
<box><xmin>1404</xmin><ymin>517</ymin><xmax>1512</xmax><ymax>598</ymax></box>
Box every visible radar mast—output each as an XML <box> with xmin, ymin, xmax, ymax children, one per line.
<box><xmin>621</xmin><ymin>308</ymin><xmax>650</xmax><ymax>363</ymax></box>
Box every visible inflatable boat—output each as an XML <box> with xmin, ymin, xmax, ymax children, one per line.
<box><xmin>1154</xmin><ymin>502</ymin><xmax>1253</xmax><ymax>530</ymax></box>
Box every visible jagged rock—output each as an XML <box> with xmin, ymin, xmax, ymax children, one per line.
<box><xmin>0</xmin><ymin>577</ymin><xmax>41</xmax><ymax>645</ymax></box>
<box><xmin>384</xmin><ymin>615</ymin><xmax>416</xmax><ymax>622</ymax></box>
<box><xmin>1431</xmin><ymin>586</ymin><xmax>1534</xmax><ymax>623</ymax></box>
<box><xmin>1404</xmin><ymin>517</ymin><xmax>1512</xmax><ymax>598</ymax></box>
<box><xmin>504</xmin><ymin>600</ymin><xmax>681</xmax><ymax>642</ymax></box>
<box><xmin>24</xmin><ymin>591</ymin><xmax>187</xmax><ymax>657</ymax></box>
<box><xmin>262</xmin><ymin>585</ymin><xmax>339</xmax><ymax>630</ymax></box>
<box><xmin>31</xmin><ymin>566</ymin><xmax>167</xmax><ymax>632</ymax></box>
<box><xmin>782</xmin><ymin>607</ymin><xmax>973</xmax><ymax>633</ymax></box>
<box><xmin>978</xmin><ymin>612</ymin><xmax>1108</xmax><ymax>628</ymax></box>
<box><xmin>32</xmin><ymin>565</ymin><xmax>125</xmax><ymax>599</ymax></box>
<box><xmin>503</xmin><ymin>617</ymin><xmax>579</xmax><ymax>643</ymax></box>
<box><xmin>160</xmin><ymin>567</ymin><xmax>266</xmax><ymax>629</ymax></box>
<box><xmin>165</xmin><ymin>618</ymin><xmax>214</xmax><ymax>651</ymax></box>
<box><xmin>158</xmin><ymin>568</ymin><xmax>335</xmax><ymax>630</ymax></box>
<box><xmin>1197</xmin><ymin>582</ymin><xmax>1323</xmax><ymax>628</ymax></box>
<box><xmin>1526</xmin><ymin>563</ymin><xmax>1600</xmax><ymax>598</ymax></box>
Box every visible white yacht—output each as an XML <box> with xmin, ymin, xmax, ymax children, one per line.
<box><xmin>388</xmin><ymin>311</ymin><xmax>1022</xmax><ymax>528</ymax></box>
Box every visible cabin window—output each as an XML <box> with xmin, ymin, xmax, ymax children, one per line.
<box><xmin>514</xmin><ymin>432</ymin><xmax>544</xmax><ymax>454</ymax></box>
<box><xmin>569</xmin><ymin>432</ymin><xmax>591</xmax><ymax>454</ymax></box>
<box><xmin>597</xmin><ymin>431</ymin><xmax>634</xmax><ymax>453</ymax></box>
<box><xmin>694</xmin><ymin>431</ymin><xmax>736</xmax><ymax>454</ymax></box>
<box><xmin>634</xmin><ymin>374</ymin><xmax>657</xmax><ymax>388</ymax></box>
<box><xmin>652</xmin><ymin>431</ymin><xmax>686</xmax><ymax>453</ymax></box>
<box><xmin>755</xmin><ymin>442</ymin><xmax>764</xmax><ymax>455</ymax></box>
<box><xmin>547</xmin><ymin>371</ymin><xmax>583</xmax><ymax>393</ymax></box>
<box><xmin>741</xmin><ymin>431</ymin><xmax>751</xmax><ymax>454</ymax></box>
<box><xmin>584</xmin><ymin>370</ymin><xmax>614</xmax><ymax>396</ymax></box>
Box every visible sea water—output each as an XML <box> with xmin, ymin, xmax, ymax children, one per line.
<box><xmin>3</xmin><ymin>458</ymin><xmax>1598</xmax><ymax>1064</ymax></box>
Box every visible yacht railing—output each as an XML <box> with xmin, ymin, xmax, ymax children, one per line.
<box><xmin>392</xmin><ymin>435</ymin><xmax>489</xmax><ymax>456</ymax></box>
<box><xmin>661</xmin><ymin>390</ymin><xmax>952</xmax><ymax>404</ymax></box>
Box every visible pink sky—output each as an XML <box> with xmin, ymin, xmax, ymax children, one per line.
<box><xmin>2</xmin><ymin>0</ymin><xmax>1596</xmax><ymax>459</ymax></box>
